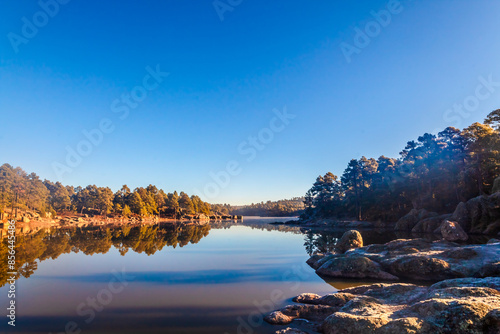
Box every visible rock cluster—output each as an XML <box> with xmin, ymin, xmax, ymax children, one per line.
<box><xmin>395</xmin><ymin>192</ymin><xmax>500</xmax><ymax>236</ymax></box>
<box><xmin>266</xmin><ymin>277</ymin><xmax>500</xmax><ymax>334</ymax></box>
<box><xmin>307</xmin><ymin>231</ymin><xmax>500</xmax><ymax>281</ymax></box>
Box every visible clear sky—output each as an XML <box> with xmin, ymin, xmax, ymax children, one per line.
<box><xmin>1</xmin><ymin>0</ymin><xmax>499</xmax><ymax>205</ymax></box>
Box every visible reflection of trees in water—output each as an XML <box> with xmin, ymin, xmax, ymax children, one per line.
<box><xmin>303</xmin><ymin>229</ymin><xmax>403</xmax><ymax>256</ymax></box>
<box><xmin>304</xmin><ymin>231</ymin><xmax>339</xmax><ymax>256</ymax></box>
<box><xmin>0</xmin><ymin>223</ymin><xmax>211</xmax><ymax>287</ymax></box>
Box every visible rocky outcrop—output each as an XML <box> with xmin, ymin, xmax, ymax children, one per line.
<box><xmin>316</xmin><ymin>256</ymin><xmax>398</xmax><ymax>281</ymax></box>
<box><xmin>335</xmin><ymin>230</ymin><xmax>363</xmax><ymax>253</ymax></box>
<box><xmin>411</xmin><ymin>214</ymin><xmax>451</xmax><ymax>233</ymax></box>
<box><xmin>396</xmin><ymin>192</ymin><xmax>500</xmax><ymax>235</ymax></box>
<box><xmin>394</xmin><ymin>209</ymin><xmax>438</xmax><ymax>231</ymax></box>
<box><xmin>438</xmin><ymin>220</ymin><xmax>469</xmax><ymax>241</ymax></box>
<box><xmin>307</xmin><ymin>232</ymin><xmax>500</xmax><ymax>281</ymax></box>
<box><xmin>450</xmin><ymin>193</ymin><xmax>500</xmax><ymax>234</ymax></box>
<box><xmin>267</xmin><ymin>277</ymin><xmax>500</xmax><ymax>334</ymax></box>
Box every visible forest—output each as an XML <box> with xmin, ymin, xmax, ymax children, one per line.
<box><xmin>0</xmin><ymin>165</ymin><xmax>215</xmax><ymax>218</ymax></box>
<box><xmin>0</xmin><ymin>164</ymin><xmax>303</xmax><ymax>218</ymax></box>
<box><xmin>229</xmin><ymin>197</ymin><xmax>305</xmax><ymax>217</ymax></box>
<box><xmin>302</xmin><ymin>110</ymin><xmax>500</xmax><ymax>222</ymax></box>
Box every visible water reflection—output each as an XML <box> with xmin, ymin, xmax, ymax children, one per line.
<box><xmin>4</xmin><ymin>218</ymin><xmax>485</xmax><ymax>333</ymax></box>
<box><xmin>0</xmin><ymin>222</ymin><xmax>210</xmax><ymax>288</ymax></box>
<box><xmin>0</xmin><ymin>220</ymin><xmax>335</xmax><ymax>334</ymax></box>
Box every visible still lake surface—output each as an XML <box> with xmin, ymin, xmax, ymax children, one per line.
<box><xmin>1</xmin><ymin>217</ymin><xmax>403</xmax><ymax>334</ymax></box>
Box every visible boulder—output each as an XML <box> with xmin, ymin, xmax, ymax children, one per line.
<box><xmin>307</xmin><ymin>238</ymin><xmax>500</xmax><ymax>281</ymax></box>
<box><xmin>395</xmin><ymin>209</ymin><xmax>438</xmax><ymax>231</ymax></box>
<box><xmin>411</xmin><ymin>214</ymin><xmax>451</xmax><ymax>234</ymax></box>
<box><xmin>439</xmin><ymin>220</ymin><xmax>468</xmax><ymax>241</ymax></box>
<box><xmin>264</xmin><ymin>304</ymin><xmax>338</xmax><ymax>325</ymax></box>
<box><xmin>317</xmin><ymin>256</ymin><xmax>398</xmax><ymax>281</ymax></box>
<box><xmin>292</xmin><ymin>293</ymin><xmax>320</xmax><ymax>304</ymax></box>
<box><xmin>450</xmin><ymin>201</ymin><xmax>471</xmax><ymax>232</ymax></box>
<box><xmin>267</xmin><ymin>277</ymin><xmax>500</xmax><ymax>334</ymax></box>
<box><xmin>389</xmin><ymin>256</ymin><xmax>452</xmax><ymax>281</ymax></box>
<box><xmin>335</xmin><ymin>230</ymin><xmax>363</xmax><ymax>253</ymax></box>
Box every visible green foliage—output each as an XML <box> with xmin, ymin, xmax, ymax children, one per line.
<box><xmin>229</xmin><ymin>198</ymin><xmax>304</xmax><ymax>217</ymax></box>
<box><xmin>0</xmin><ymin>166</ymin><xmax>213</xmax><ymax>218</ymax></box>
<box><xmin>303</xmin><ymin>114</ymin><xmax>500</xmax><ymax>222</ymax></box>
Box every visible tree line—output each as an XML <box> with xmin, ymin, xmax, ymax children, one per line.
<box><xmin>302</xmin><ymin>110</ymin><xmax>500</xmax><ymax>222</ymax></box>
<box><xmin>229</xmin><ymin>197</ymin><xmax>305</xmax><ymax>217</ymax></box>
<box><xmin>0</xmin><ymin>165</ymin><xmax>214</xmax><ymax>218</ymax></box>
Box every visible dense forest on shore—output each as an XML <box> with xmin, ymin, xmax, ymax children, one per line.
<box><xmin>229</xmin><ymin>197</ymin><xmax>305</xmax><ymax>217</ymax></box>
<box><xmin>0</xmin><ymin>163</ymin><xmax>299</xmax><ymax>219</ymax></box>
<box><xmin>0</xmin><ymin>164</ymin><xmax>217</xmax><ymax>218</ymax></box>
<box><xmin>302</xmin><ymin>110</ymin><xmax>500</xmax><ymax>222</ymax></box>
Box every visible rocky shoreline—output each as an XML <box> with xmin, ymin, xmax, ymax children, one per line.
<box><xmin>0</xmin><ymin>214</ymin><xmax>238</xmax><ymax>238</ymax></box>
<box><xmin>293</xmin><ymin>192</ymin><xmax>500</xmax><ymax>239</ymax></box>
<box><xmin>266</xmin><ymin>277</ymin><xmax>500</xmax><ymax>333</ymax></box>
<box><xmin>266</xmin><ymin>230</ymin><xmax>500</xmax><ymax>333</ymax></box>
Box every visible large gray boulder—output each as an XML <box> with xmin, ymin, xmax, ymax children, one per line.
<box><xmin>317</xmin><ymin>256</ymin><xmax>398</xmax><ymax>281</ymax></box>
<box><xmin>307</xmin><ymin>236</ymin><xmax>500</xmax><ymax>282</ymax></box>
<box><xmin>267</xmin><ymin>278</ymin><xmax>500</xmax><ymax>334</ymax></box>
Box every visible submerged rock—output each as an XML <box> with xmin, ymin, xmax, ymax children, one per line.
<box><xmin>267</xmin><ymin>277</ymin><xmax>500</xmax><ymax>334</ymax></box>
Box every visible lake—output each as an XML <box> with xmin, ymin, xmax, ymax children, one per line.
<box><xmin>0</xmin><ymin>217</ymin><xmax>404</xmax><ymax>334</ymax></box>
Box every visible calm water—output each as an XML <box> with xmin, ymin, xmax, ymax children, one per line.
<box><xmin>1</xmin><ymin>218</ymin><xmax>403</xmax><ymax>334</ymax></box>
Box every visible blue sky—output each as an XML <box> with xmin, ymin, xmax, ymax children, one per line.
<box><xmin>1</xmin><ymin>0</ymin><xmax>500</xmax><ymax>205</ymax></box>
